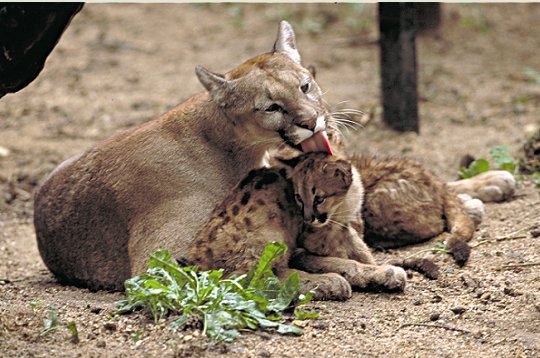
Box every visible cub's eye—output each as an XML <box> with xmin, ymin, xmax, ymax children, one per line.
<box><xmin>265</xmin><ymin>103</ymin><xmax>283</xmax><ymax>113</ymax></box>
<box><xmin>300</xmin><ymin>82</ymin><xmax>310</xmax><ymax>94</ymax></box>
<box><xmin>294</xmin><ymin>194</ymin><xmax>303</xmax><ymax>206</ymax></box>
<box><xmin>314</xmin><ymin>196</ymin><xmax>325</xmax><ymax>205</ymax></box>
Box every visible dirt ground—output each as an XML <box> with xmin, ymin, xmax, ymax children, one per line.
<box><xmin>1</xmin><ymin>3</ymin><xmax>539</xmax><ymax>357</ymax></box>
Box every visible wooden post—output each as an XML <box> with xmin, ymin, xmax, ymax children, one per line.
<box><xmin>378</xmin><ymin>3</ymin><xmax>419</xmax><ymax>133</ymax></box>
<box><xmin>415</xmin><ymin>3</ymin><xmax>441</xmax><ymax>34</ymax></box>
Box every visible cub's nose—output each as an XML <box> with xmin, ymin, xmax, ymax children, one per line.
<box><xmin>304</xmin><ymin>213</ymin><xmax>328</xmax><ymax>226</ymax></box>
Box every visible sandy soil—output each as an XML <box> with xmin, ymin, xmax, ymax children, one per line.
<box><xmin>1</xmin><ymin>3</ymin><xmax>539</xmax><ymax>357</ymax></box>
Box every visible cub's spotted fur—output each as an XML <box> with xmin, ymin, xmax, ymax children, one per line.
<box><xmin>290</xmin><ymin>153</ymin><xmax>481</xmax><ymax>269</ymax></box>
<box><xmin>351</xmin><ymin>155</ymin><xmax>478</xmax><ymax>266</ymax></box>
<box><xmin>189</xmin><ymin>153</ymin><xmax>407</xmax><ymax>301</ymax></box>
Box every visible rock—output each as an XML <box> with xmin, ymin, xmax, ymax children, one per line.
<box><xmin>450</xmin><ymin>306</ymin><xmax>466</xmax><ymax>315</ymax></box>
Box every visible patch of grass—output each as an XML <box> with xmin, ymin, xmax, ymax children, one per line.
<box><xmin>115</xmin><ymin>242</ymin><xmax>317</xmax><ymax>342</ymax></box>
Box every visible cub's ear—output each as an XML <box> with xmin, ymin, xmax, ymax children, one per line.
<box><xmin>331</xmin><ymin>160</ymin><xmax>353</xmax><ymax>187</ymax></box>
<box><xmin>273</xmin><ymin>20</ymin><xmax>301</xmax><ymax>64</ymax></box>
<box><xmin>275</xmin><ymin>155</ymin><xmax>302</xmax><ymax>170</ymax></box>
<box><xmin>195</xmin><ymin>65</ymin><xmax>234</xmax><ymax>107</ymax></box>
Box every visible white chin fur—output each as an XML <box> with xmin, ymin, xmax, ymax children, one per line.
<box><xmin>314</xmin><ymin>115</ymin><xmax>326</xmax><ymax>133</ymax></box>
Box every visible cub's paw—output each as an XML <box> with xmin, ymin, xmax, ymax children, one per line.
<box><xmin>387</xmin><ymin>257</ymin><xmax>440</xmax><ymax>280</ymax></box>
<box><xmin>303</xmin><ymin>273</ymin><xmax>352</xmax><ymax>301</ymax></box>
<box><xmin>448</xmin><ymin>170</ymin><xmax>515</xmax><ymax>202</ymax></box>
<box><xmin>457</xmin><ymin>194</ymin><xmax>485</xmax><ymax>227</ymax></box>
<box><xmin>358</xmin><ymin>265</ymin><xmax>407</xmax><ymax>293</ymax></box>
<box><xmin>379</xmin><ymin>265</ymin><xmax>407</xmax><ymax>292</ymax></box>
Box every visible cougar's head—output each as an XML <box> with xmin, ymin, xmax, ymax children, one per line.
<box><xmin>195</xmin><ymin>21</ymin><xmax>333</xmax><ymax>155</ymax></box>
<box><xmin>277</xmin><ymin>152</ymin><xmax>356</xmax><ymax>228</ymax></box>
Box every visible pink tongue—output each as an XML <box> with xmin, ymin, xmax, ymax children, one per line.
<box><xmin>300</xmin><ymin>131</ymin><xmax>334</xmax><ymax>155</ymax></box>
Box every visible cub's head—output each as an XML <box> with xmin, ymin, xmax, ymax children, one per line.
<box><xmin>277</xmin><ymin>152</ymin><xmax>359</xmax><ymax>228</ymax></box>
<box><xmin>195</xmin><ymin>21</ymin><xmax>333</xmax><ymax>154</ymax></box>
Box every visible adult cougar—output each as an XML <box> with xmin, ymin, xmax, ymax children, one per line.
<box><xmin>34</xmin><ymin>21</ymin><xmax>334</xmax><ymax>291</ymax></box>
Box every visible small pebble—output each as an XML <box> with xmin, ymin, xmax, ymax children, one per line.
<box><xmin>429</xmin><ymin>312</ymin><xmax>440</xmax><ymax>321</ymax></box>
<box><xmin>451</xmin><ymin>306</ymin><xmax>466</xmax><ymax>315</ymax></box>
<box><xmin>103</xmin><ymin>322</ymin><xmax>117</xmax><ymax>331</ymax></box>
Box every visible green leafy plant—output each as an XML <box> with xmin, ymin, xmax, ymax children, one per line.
<box><xmin>40</xmin><ymin>306</ymin><xmax>80</xmax><ymax>343</ymax></box>
<box><xmin>115</xmin><ymin>242</ymin><xmax>317</xmax><ymax>342</ymax></box>
<box><xmin>459</xmin><ymin>145</ymin><xmax>519</xmax><ymax>179</ymax></box>
<box><xmin>40</xmin><ymin>306</ymin><xmax>61</xmax><ymax>336</ymax></box>
<box><xmin>66</xmin><ymin>320</ymin><xmax>79</xmax><ymax>344</ymax></box>
<box><xmin>489</xmin><ymin>145</ymin><xmax>517</xmax><ymax>174</ymax></box>
<box><xmin>458</xmin><ymin>158</ymin><xmax>490</xmax><ymax>179</ymax></box>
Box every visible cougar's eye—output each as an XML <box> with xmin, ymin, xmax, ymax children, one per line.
<box><xmin>300</xmin><ymin>82</ymin><xmax>310</xmax><ymax>94</ymax></box>
<box><xmin>265</xmin><ymin>103</ymin><xmax>283</xmax><ymax>113</ymax></box>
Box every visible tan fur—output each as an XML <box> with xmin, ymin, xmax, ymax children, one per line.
<box><xmin>447</xmin><ymin>170</ymin><xmax>515</xmax><ymax>203</ymax></box>
<box><xmin>189</xmin><ymin>153</ymin><xmax>407</xmax><ymax>300</ymax></box>
<box><xmin>283</xmin><ymin>153</ymin><xmax>407</xmax><ymax>293</ymax></box>
<box><xmin>33</xmin><ymin>21</ymin><xmax>336</xmax><ymax>291</ymax></box>
<box><xmin>351</xmin><ymin>155</ymin><xmax>478</xmax><ymax>266</ymax></box>
<box><xmin>188</xmin><ymin>165</ymin><xmax>352</xmax><ymax>301</ymax></box>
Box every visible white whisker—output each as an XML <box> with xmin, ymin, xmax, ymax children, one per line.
<box><xmin>327</xmin><ymin>219</ymin><xmax>349</xmax><ymax>230</ymax></box>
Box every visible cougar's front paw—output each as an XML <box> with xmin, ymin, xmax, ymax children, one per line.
<box><xmin>304</xmin><ymin>273</ymin><xmax>352</xmax><ymax>301</ymax></box>
<box><xmin>449</xmin><ymin>170</ymin><xmax>515</xmax><ymax>202</ymax></box>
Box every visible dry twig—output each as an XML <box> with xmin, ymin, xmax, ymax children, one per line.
<box><xmin>397</xmin><ymin>322</ymin><xmax>471</xmax><ymax>334</ymax></box>
<box><xmin>495</xmin><ymin>262</ymin><xmax>540</xmax><ymax>271</ymax></box>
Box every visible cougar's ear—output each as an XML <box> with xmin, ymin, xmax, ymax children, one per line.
<box><xmin>307</xmin><ymin>64</ymin><xmax>316</xmax><ymax>79</ymax></box>
<box><xmin>195</xmin><ymin>65</ymin><xmax>234</xmax><ymax>107</ymax></box>
<box><xmin>273</xmin><ymin>20</ymin><xmax>301</xmax><ymax>64</ymax></box>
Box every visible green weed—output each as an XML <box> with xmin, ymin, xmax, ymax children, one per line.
<box><xmin>40</xmin><ymin>306</ymin><xmax>61</xmax><ymax>336</ymax></box>
<box><xmin>458</xmin><ymin>145</ymin><xmax>518</xmax><ymax>179</ymax></box>
<box><xmin>40</xmin><ymin>306</ymin><xmax>80</xmax><ymax>344</ymax></box>
<box><xmin>115</xmin><ymin>242</ymin><xmax>317</xmax><ymax>342</ymax></box>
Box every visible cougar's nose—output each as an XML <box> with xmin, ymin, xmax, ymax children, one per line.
<box><xmin>296</xmin><ymin>117</ymin><xmax>317</xmax><ymax>131</ymax></box>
